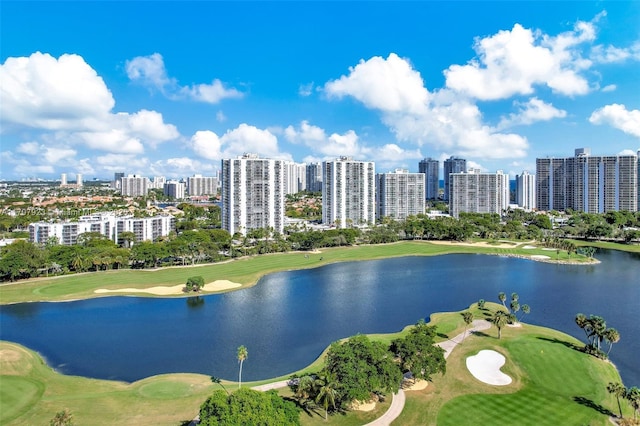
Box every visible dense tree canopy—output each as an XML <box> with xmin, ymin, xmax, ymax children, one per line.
<box><xmin>390</xmin><ymin>319</ymin><xmax>446</xmax><ymax>382</ymax></box>
<box><xmin>199</xmin><ymin>388</ymin><xmax>300</xmax><ymax>426</ymax></box>
<box><xmin>324</xmin><ymin>334</ymin><xmax>402</xmax><ymax>403</ymax></box>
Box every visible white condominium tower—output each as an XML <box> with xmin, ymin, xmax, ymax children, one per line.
<box><xmin>536</xmin><ymin>148</ymin><xmax>638</xmax><ymax>213</ymax></box>
<box><xmin>221</xmin><ymin>154</ymin><xmax>286</xmax><ymax>236</ymax></box>
<box><xmin>120</xmin><ymin>174</ymin><xmax>150</xmax><ymax>197</ymax></box>
<box><xmin>418</xmin><ymin>158</ymin><xmax>439</xmax><ymax>200</ymax></box>
<box><xmin>376</xmin><ymin>169</ymin><xmax>425</xmax><ymax>220</ymax></box>
<box><xmin>516</xmin><ymin>171</ymin><xmax>536</xmax><ymax>210</ymax></box>
<box><xmin>284</xmin><ymin>162</ymin><xmax>307</xmax><ymax>195</ymax></box>
<box><xmin>187</xmin><ymin>174</ymin><xmax>218</xmax><ymax>196</ymax></box>
<box><xmin>449</xmin><ymin>169</ymin><xmax>510</xmax><ymax>218</ymax></box>
<box><xmin>164</xmin><ymin>180</ymin><xmax>186</xmax><ymax>200</ymax></box>
<box><xmin>322</xmin><ymin>156</ymin><xmax>375</xmax><ymax>227</ymax></box>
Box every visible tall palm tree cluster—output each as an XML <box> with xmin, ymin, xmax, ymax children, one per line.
<box><xmin>575</xmin><ymin>314</ymin><xmax>620</xmax><ymax>358</ymax></box>
<box><xmin>491</xmin><ymin>292</ymin><xmax>532</xmax><ymax>339</ymax></box>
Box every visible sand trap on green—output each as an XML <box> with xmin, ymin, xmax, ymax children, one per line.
<box><xmin>94</xmin><ymin>279</ymin><xmax>241</xmax><ymax>295</ymax></box>
<box><xmin>466</xmin><ymin>350</ymin><xmax>512</xmax><ymax>386</ymax></box>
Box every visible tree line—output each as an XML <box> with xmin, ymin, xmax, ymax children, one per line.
<box><xmin>3</xmin><ymin>209</ymin><xmax>638</xmax><ymax>282</ymax></box>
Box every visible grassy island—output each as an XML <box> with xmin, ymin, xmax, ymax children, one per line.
<box><xmin>0</xmin><ymin>303</ymin><xmax>629</xmax><ymax>425</ymax></box>
<box><xmin>0</xmin><ymin>240</ymin><xmax>597</xmax><ymax>305</ymax></box>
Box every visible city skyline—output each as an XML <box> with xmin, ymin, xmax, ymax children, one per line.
<box><xmin>1</xmin><ymin>2</ymin><xmax>639</xmax><ymax>181</ymax></box>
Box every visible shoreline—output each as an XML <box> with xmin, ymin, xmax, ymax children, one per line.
<box><xmin>1</xmin><ymin>310</ymin><xmax>627</xmax><ymax>425</ymax></box>
<box><xmin>0</xmin><ymin>239</ymin><xmax>602</xmax><ymax>305</ymax></box>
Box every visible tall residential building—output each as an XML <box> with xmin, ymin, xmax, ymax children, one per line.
<box><xmin>187</xmin><ymin>174</ymin><xmax>218</xmax><ymax>196</ymax></box>
<box><xmin>322</xmin><ymin>157</ymin><xmax>375</xmax><ymax>227</ymax></box>
<box><xmin>120</xmin><ymin>174</ymin><xmax>150</xmax><ymax>197</ymax></box>
<box><xmin>164</xmin><ymin>180</ymin><xmax>186</xmax><ymax>200</ymax></box>
<box><xmin>221</xmin><ymin>154</ymin><xmax>286</xmax><ymax>236</ymax></box>
<box><xmin>284</xmin><ymin>162</ymin><xmax>307</xmax><ymax>195</ymax></box>
<box><xmin>151</xmin><ymin>176</ymin><xmax>166</xmax><ymax>190</ymax></box>
<box><xmin>418</xmin><ymin>158</ymin><xmax>439</xmax><ymax>200</ymax></box>
<box><xmin>449</xmin><ymin>169</ymin><xmax>509</xmax><ymax>218</ymax></box>
<box><xmin>306</xmin><ymin>162</ymin><xmax>323</xmax><ymax>192</ymax></box>
<box><xmin>60</xmin><ymin>173</ymin><xmax>67</xmax><ymax>186</ymax></box>
<box><xmin>536</xmin><ymin>148</ymin><xmax>638</xmax><ymax>213</ymax></box>
<box><xmin>76</xmin><ymin>173</ymin><xmax>83</xmax><ymax>187</ymax></box>
<box><xmin>516</xmin><ymin>171</ymin><xmax>536</xmax><ymax>210</ymax></box>
<box><xmin>444</xmin><ymin>156</ymin><xmax>467</xmax><ymax>201</ymax></box>
<box><xmin>376</xmin><ymin>169</ymin><xmax>425</xmax><ymax>220</ymax></box>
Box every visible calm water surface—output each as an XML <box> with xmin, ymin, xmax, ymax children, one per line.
<box><xmin>1</xmin><ymin>250</ymin><xmax>638</xmax><ymax>385</ymax></box>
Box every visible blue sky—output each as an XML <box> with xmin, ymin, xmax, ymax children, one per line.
<box><xmin>1</xmin><ymin>1</ymin><xmax>639</xmax><ymax>181</ymax></box>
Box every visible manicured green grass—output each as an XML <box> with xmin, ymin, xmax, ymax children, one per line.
<box><xmin>393</xmin><ymin>319</ymin><xmax>629</xmax><ymax>426</ymax></box>
<box><xmin>0</xmin><ymin>240</ymin><xmax>593</xmax><ymax>304</ymax></box>
<box><xmin>569</xmin><ymin>239</ymin><xmax>640</xmax><ymax>254</ymax></box>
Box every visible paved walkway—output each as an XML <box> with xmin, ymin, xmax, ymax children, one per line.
<box><xmin>191</xmin><ymin>320</ymin><xmax>493</xmax><ymax>426</ymax></box>
<box><xmin>363</xmin><ymin>319</ymin><xmax>492</xmax><ymax>426</ymax></box>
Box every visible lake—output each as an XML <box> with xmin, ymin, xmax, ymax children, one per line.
<box><xmin>1</xmin><ymin>249</ymin><xmax>638</xmax><ymax>386</ymax></box>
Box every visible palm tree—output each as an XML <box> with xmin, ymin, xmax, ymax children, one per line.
<box><xmin>607</xmin><ymin>382</ymin><xmax>627</xmax><ymax>418</ymax></box>
<box><xmin>71</xmin><ymin>254</ymin><xmax>87</xmax><ymax>272</ymax></box>
<box><xmin>461</xmin><ymin>311</ymin><xmax>473</xmax><ymax>342</ymax></box>
<box><xmin>627</xmin><ymin>387</ymin><xmax>640</xmax><ymax>420</ymax></box>
<box><xmin>604</xmin><ymin>328</ymin><xmax>620</xmax><ymax>356</ymax></box>
<box><xmin>237</xmin><ymin>345</ymin><xmax>248</xmax><ymax>389</ymax></box>
<box><xmin>491</xmin><ymin>310</ymin><xmax>509</xmax><ymax>339</ymax></box>
<box><xmin>294</xmin><ymin>375</ymin><xmax>316</xmax><ymax>404</ymax></box>
<box><xmin>498</xmin><ymin>292</ymin><xmax>507</xmax><ymax>310</ymax></box>
<box><xmin>210</xmin><ymin>376</ymin><xmax>229</xmax><ymax>395</ymax></box>
<box><xmin>510</xmin><ymin>300</ymin><xmax>520</xmax><ymax>319</ymax></box>
<box><xmin>589</xmin><ymin>316</ymin><xmax>607</xmax><ymax>351</ymax></box>
<box><xmin>519</xmin><ymin>304</ymin><xmax>530</xmax><ymax>321</ymax></box>
<box><xmin>314</xmin><ymin>374</ymin><xmax>339</xmax><ymax>421</ymax></box>
<box><xmin>575</xmin><ymin>313</ymin><xmax>589</xmax><ymax>339</ymax></box>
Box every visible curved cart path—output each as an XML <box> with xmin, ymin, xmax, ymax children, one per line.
<box><xmin>191</xmin><ymin>320</ymin><xmax>492</xmax><ymax>426</ymax></box>
<box><xmin>363</xmin><ymin>319</ymin><xmax>491</xmax><ymax>426</ymax></box>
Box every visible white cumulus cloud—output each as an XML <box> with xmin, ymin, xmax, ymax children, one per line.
<box><xmin>444</xmin><ymin>18</ymin><xmax>597</xmax><ymax>100</ymax></box>
<box><xmin>284</xmin><ymin>121</ymin><xmax>367</xmax><ymax>158</ymax></box>
<box><xmin>325</xmin><ymin>53</ymin><xmax>429</xmax><ymax>114</ymax></box>
<box><xmin>1</xmin><ymin>52</ymin><xmax>180</xmax><ymax>151</ymax></box>
<box><xmin>589</xmin><ymin>104</ymin><xmax>640</xmax><ymax>138</ymax></box>
<box><xmin>591</xmin><ymin>42</ymin><xmax>640</xmax><ymax>63</ymax></box>
<box><xmin>191</xmin><ymin>124</ymin><xmax>291</xmax><ymax>161</ymax></box>
<box><xmin>497</xmin><ymin>98</ymin><xmax>567</xmax><ymax>130</ymax></box>
<box><xmin>126</xmin><ymin>53</ymin><xmax>243</xmax><ymax>104</ymax></box>
<box><xmin>0</xmin><ymin>52</ymin><xmax>114</xmax><ymax>130</ymax></box>
<box><xmin>324</xmin><ymin>54</ymin><xmax>529</xmax><ymax>160</ymax></box>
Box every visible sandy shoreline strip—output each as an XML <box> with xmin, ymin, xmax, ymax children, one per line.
<box><xmin>94</xmin><ymin>280</ymin><xmax>242</xmax><ymax>296</ymax></box>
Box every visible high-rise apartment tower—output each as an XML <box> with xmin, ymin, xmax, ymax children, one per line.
<box><xmin>322</xmin><ymin>157</ymin><xmax>375</xmax><ymax>227</ymax></box>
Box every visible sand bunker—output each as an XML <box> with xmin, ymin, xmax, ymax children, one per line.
<box><xmin>530</xmin><ymin>255</ymin><xmax>551</xmax><ymax>260</ymax></box>
<box><xmin>466</xmin><ymin>350</ymin><xmax>512</xmax><ymax>386</ymax></box>
<box><xmin>350</xmin><ymin>400</ymin><xmax>376</xmax><ymax>412</ymax></box>
<box><xmin>404</xmin><ymin>379</ymin><xmax>429</xmax><ymax>391</ymax></box>
<box><xmin>95</xmin><ymin>280</ymin><xmax>242</xmax><ymax>295</ymax></box>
